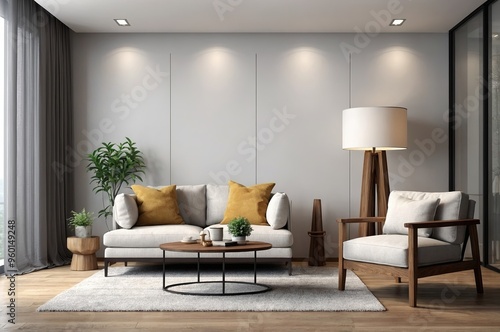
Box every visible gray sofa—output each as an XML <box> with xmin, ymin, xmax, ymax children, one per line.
<box><xmin>103</xmin><ymin>184</ymin><xmax>293</xmax><ymax>276</ymax></box>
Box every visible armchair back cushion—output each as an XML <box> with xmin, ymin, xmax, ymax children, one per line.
<box><xmin>383</xmin><ymin>193</ymin><xmax>440</xmax><ymax>237</ymax></box>
<box><xmin>391</xmin><ymin>191</ymin><xmax>469</xmax><ymax>244</ymax></box>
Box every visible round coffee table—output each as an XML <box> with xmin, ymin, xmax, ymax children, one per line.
<box><xmin>160</xmin><ymin>241</ymin><xmax>272</xmax><ymax>296</ymax></box>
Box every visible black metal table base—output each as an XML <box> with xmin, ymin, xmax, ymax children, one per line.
<box><xmin>164</xmin><ymin>280</ymin><xmax>271</xmax><ymax>296</ymax></box>
<box><xmin>162</xmin><ymin>250</ymin><xmax>271</xmax><ymax>296</ymax></box>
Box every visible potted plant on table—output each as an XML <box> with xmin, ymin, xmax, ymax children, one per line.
<box><xmin>68</xmin><ymin>208</ymin><xmax>95</xmax><ymax>238</ymax></box>
<box><xmin>87</xmin><ymin>137</ymin><xmax>146</xmax><ymax>230</ymax></box>
<box><xmin>227</xmin><ymin>217</ymin><xmax>253</xmax><ymax>244</ymax></box>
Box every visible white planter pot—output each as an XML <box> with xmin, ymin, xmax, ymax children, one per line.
<box><xmin>231</xmin><ymin>236</ymin><xmax>246</xmax><ymax>244</ymax></box>
<box><xmin>75</xmin><ymin>225</ymin><xmax>92</xmax><ymax>238</ymax></box>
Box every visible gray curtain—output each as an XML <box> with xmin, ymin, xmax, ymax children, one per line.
<box><xmin>4</xmin><ymin>0</ymin><xmax>73</xmax><ymax>274</ymax></box>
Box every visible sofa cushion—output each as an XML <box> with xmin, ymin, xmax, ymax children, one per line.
<box><xmin>206</xmin><ymin>184</ymin><xmax>229</xmax><ymax>225</ymax></box>
<box><xmin>392</xmin><ymin>191</ymin><xmax>469</xmax><ymax>244</ymax></box>
<box><xmin>383</xmin><ymin>193</ymin><xmax>440</xmax><ymax>237</ymax></box>
<box><xmin>132</xmin><ymin>184</ymin><xmax>184</xmax><ymax>226</ymax></box>
<box><xmin>103</xmin><ymin>224</ymin><xmax>203</xmax><ymax>248</ymax></box>
<box><xmin>343</xmin><ymin>234</ymin><xmax>462</xmax><ymax>268</ymax></box>
<box><xmin>266</xmin><ymin>193</ymin><xmax>290</xmax><ymax>229</ymax></box>
<box><xmin>113</xmin><ymin>193</ymin><xmax>139</xmax><ymax>229</ymax></box>
<box><xmin>221</xmin><ymin>181</ymin><xmax>275</xmax><ymax>225</ymax></box>
<box><xmin>204</xmin><ymin>224</ymin><xmax>293</xmax><ymax>248</ymax></box>
<box><xmin>176</xmin><ymin>185</ymin><xmax>206</xmax><ymax>227</ymax></box>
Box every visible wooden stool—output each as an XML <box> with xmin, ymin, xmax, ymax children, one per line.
<box><xmin>67</xmin><ymin>236</ymin><xmax>100</xmax><ymax>271</ymax></box>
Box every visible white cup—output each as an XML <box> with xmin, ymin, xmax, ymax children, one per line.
<box><xmin>209</xmin><ymin>227</ymin><xmax>223</xmax><ymax>241</ymax></box>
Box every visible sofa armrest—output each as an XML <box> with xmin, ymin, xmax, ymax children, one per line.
<box><xmin>286</xmin><ymin>198</ymin><xmax>292</xmax><ymax>231</ymax></box>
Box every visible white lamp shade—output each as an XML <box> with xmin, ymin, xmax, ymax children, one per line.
<box><xmin>342</xmin><ymin>106</ymin><xmax>407</xmax><ymax>150</ymax></box>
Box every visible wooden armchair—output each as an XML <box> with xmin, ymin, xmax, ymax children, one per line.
<box><xmin>337</xmin><ymin>191</ymin><xmax>483</xmax><ymax>307</ymax></box>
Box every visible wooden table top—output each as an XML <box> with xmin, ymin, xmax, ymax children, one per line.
<box><xmin>160</xmin><ymin>241</ymin><xmax>272</xmax><ymax>253</ymax></box>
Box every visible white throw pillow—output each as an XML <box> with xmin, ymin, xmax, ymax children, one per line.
<box><xmin>391</xmin><ymin>190</ymin><xmax>468</xmax><ymax>244</ymax></box>
<box><xmin>266</xmin><ymin>192</ymin><xmax>290</xmax><ymax>229</ymax></box>
<box><xmin>383</xmin><ymin>193</ymin><xmax>440</xmax><ymax>237</ymax></box>
<box><xmin>113</xmin><ymin>193</ymin><xmax>139</xmax><ymax>229</ymax></box>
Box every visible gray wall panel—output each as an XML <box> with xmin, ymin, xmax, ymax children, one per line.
<box><xmin>71</xmin><ymin>33</ymin><xmax>449</xmax><ymax>258</ymax></box>
<box><xmin>170</xmin><ymin>42</ymin><xmax>256</xmax><ymax>185</ymax></box>
<box><xmin>255</xmin><ymin>35</ymin><xmax>350</xmax><ymax>258</ymax></box>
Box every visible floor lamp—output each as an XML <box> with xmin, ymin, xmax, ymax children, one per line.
<box><xmin>342</xmin><ymin>106</ymin><xmax>407</xmax><ymax>237</ymax></box>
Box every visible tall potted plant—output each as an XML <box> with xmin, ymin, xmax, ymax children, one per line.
<box><xmin>87</xmin><ymin>137</ymin><xmax>146</xmax><ymax>229</ymax></box>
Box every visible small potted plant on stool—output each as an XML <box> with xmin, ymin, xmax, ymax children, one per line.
<box><xmin>227</xmin><ymin>216</ymin><xmax>253</xmax><ymax>244</ymax></box>
<box><xmin>68</xmin><ymin>208</ymin><xmax>94</xmax><ymax>238</ymax></box>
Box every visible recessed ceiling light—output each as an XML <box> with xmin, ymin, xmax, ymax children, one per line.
<box><xmin>390</xmin><ymin>19</ymin><xmax>406</xmax><ymax>26</ymax></box>
<box><xmin>114</xmin><ymin>19</ymin><xmax>130</xmax><ymax>27</ymax></box>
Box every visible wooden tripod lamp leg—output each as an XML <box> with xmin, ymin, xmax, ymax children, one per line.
<box><xmin>359</xmin><ymin>150</ymin><xmax>376</xmax><ymax>237</ymax></box>
<box><xmin>376</xmin><ymin>151</ymin><xmax>390</xmax><ymax>234</ymax></box>
<box><xmin>359</xmin><ymin>150</ymin><xmax>391</xmax><ymax>237</ymax></box>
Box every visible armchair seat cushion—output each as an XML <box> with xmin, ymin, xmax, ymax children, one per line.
<box><xmin>343</xmin><ymin>234</ymin><xmax>462</xmax><ymax>268</ymax></box>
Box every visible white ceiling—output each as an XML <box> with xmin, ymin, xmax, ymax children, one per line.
<box><xmin>35</xmin><ymin>0</ymin><xmax>486</xmax><ymax>34</ymax></box>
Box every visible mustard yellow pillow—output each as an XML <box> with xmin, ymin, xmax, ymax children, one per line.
<box><xmin>131</xmin><ymin>184</ymin><xmax>184</xmax><ymax>226</ymax></box>
<box><xmin>221</xmin><ymin>181</ymin><xmax>275</xmax><ymax>225</ymax></box>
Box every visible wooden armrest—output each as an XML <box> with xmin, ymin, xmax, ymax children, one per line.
<box><xmin>337</xmin><ymin>217</ymin><xmax>386</xmax><ymax>224</ymax></box>
<box><xmin>404</xmin><ymin>219</ymin><xmax>480</xmax><ymax>229</ymax></box>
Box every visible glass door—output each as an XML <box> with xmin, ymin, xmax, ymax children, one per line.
<box><xmin>452</xmin><ymin>9</ymin><xmax>484</xmax><ymax>261</ymax></box>
<box><xmin>452</xmin><ymin>0</ymin><xmax>500</xmax><ymax>271</ymax></box>
<box><xmin>489</xmin><ymin>0</ymin><xmax>500</xmax><ymax>270</ymax></box>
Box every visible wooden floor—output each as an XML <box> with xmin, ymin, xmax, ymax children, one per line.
<box><xmin>1</xmin><ymin>261</ymin><xmax>499</xmax><ymax>331</ymax></box>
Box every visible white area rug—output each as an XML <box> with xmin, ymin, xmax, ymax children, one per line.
<box><xmin>37</xmin><ymin>264</ymin><xmax>385</xmax><ymax>312</ymax></box>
